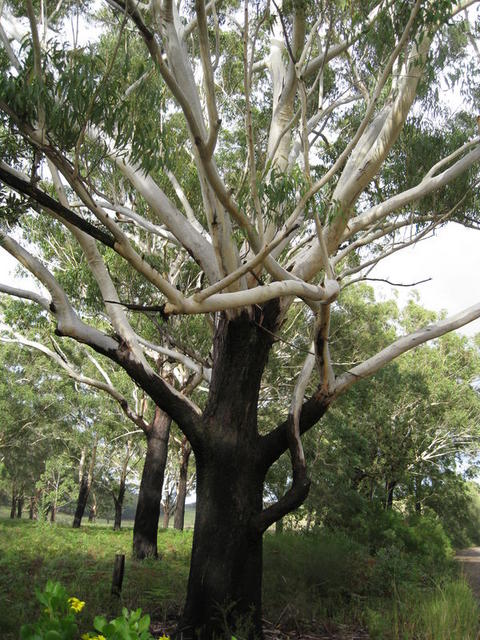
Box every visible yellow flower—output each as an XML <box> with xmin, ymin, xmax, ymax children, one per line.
<box><xmin>158</xmin><ymin>635</ymin><xmax>170</xmax><ymax>640</ymax></box>
<box><xmin>81</xmin><ymin>635</ymin><xmax>91</xmax><ymax>640</ymax></box>
<box><xmin>68</xmin><ymin>596</ymin><xmax>85</xmax><ymax>613</ymax></box>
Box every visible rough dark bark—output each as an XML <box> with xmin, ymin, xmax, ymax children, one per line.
<box><xmin>50</xmin><ymin>504</ymin><xmax>57</xmax><ymax>522</ymax></box>
<box><xmin>174</xmin><ymin>437</ymin><xmax>191</xmax><ymax>531</ymax></box>
<box><xmin>73</xmin><ymin>441</ymin><xmax>97</xmax><ymax>528</ymax></box>
<box><xmin>385</xmin><ymin>479</ymin><xmax>397</xmax><ymax>509</ymax></box>
<box><xmin>133</xmin><ymin>406</ymin><xmax>171</xmax><ymax>559</ymax></box>
<box><xmin>72</xmin><ymin>475</ymin><xmax>90</xmax><ymax>527</ymax></box>
<box><xmin>178</xmin><ymin>311</ymin><xmax>277</xmax><ymax>640</ymax></box>
<box><xmin>16</xmin><ymin>494</ymin><xmax>24</xmax><ymax>518</ymax></box>
<box><xmin>113</xmin><ymin>441</ymin><xmax>131</xmax><ymax>531</ymax></box>
<box><xmin>10</xmin><ymin>485</ymin><xmax>16</xmax><ymax>519</ymax></box>
<box><xmin>29</xmin><ymin>494</ymin><xmax>38</xmax><ymax>520</ymax></box>
<box><xmin>113</xmin><ymin>496</ymin><xmax>123</xmax><ymax>531</ymax></box>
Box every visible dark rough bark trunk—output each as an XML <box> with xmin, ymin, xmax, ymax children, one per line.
<box><xmin>10</xmin><ymin>486</ymin><xmax>16</xmax><ymax>519</ymax></box>
<box><xmin>414</xmin><ymin>477</ymin><xmax>422</xmax><ymax>513</ymax></box>
<box><xmin>385</xmin><ymin>480</ymin><xmax>396</xmax><ymax>509</ymax></box>
<box><xmin>113</xmin><ymin>497</ymin><xmax>123</xmax><ymax>531</ymax></box>
<box><xmin>178</xmin><ymin>312</ymin><xmax>277</xmax><ymax>640</ymax></box>
<box><xmin>73</xmin><ymin>440</ymin><xmax>97</xmax><ymax>528</ymax></box>
<box><xmin>73</xmin><ymin>475</ymin><xmax>90</xmax><ymax>527</ymax></box>
<box><xmin>174</xmin><ymin>438</ymin><xmax>191</xmax><ymax>531</ymax></box>
<box><xmin>133</xmin><ymin>407</ymin><xmax>171</xmax><ymax>559</ymax></box>
<box><xmin>113</xmin><ymin>481</ymin><xmax>126</xmax><ymax>531</ymax></box>
<box><xmin>178</xmin><ymin>449</ymin><xmax>265</xmax><ymax>640</ymax></box>
<box><xmin>16</xmin><ymin>494</ymin><xmax>24</xmax><ymax>518</ymax></box>
<box><xmin>50</xmin><ymin>504</ymin><xmax>57</xmax><ymax>523</ymax></box>
<box><xmin>113</xmin><ymin>441</ymin><xmax>130</xmax><ymax>531</ymax></box>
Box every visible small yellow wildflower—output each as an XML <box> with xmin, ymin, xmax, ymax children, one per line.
<box><xmin>158</xmin><ymin>635</ymin><xmax>170</xmax><ymax>640</ymax></box>
<box><xmin>68</xmin><ymin>596</ymin><xmax>85</xmax><ymax>613</ymax></box>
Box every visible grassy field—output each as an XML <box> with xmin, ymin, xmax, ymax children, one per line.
<box><xmin>0</xmin><ymin>517</ymin><xmax>478</xmax><ymax>639</ymax></box>
<box><xmin>0</xmin><ymin>505</ymin><xmax>196</xmax><ymax>529</ymax></box>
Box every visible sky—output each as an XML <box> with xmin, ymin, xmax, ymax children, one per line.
<box><xmin>1</xmin><ymin>220</ymin><xmax>479</xmax><ymax>337</ymax></box>
<box><xmin>370</xmin><ymin>222</ymin><xmax>480</xmax><ymax>338</ymax></box>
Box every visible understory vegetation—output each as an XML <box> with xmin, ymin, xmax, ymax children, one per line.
<box><xmin>1</xmin><ymin>514</ymin><xmax>479</xmax><ymax>640</ymax></box>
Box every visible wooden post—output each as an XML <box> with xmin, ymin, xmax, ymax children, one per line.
<box><xmin>111</xmin><ymin>553</ymin><xmax>125</xmax><ymax>597</ymax></box>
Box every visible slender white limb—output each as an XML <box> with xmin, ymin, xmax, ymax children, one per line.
<box><xmin>195</xmin><ymin>0</ymin><xmax>220</xmax><ymax>156</ymax></box>
<box><xmin>335</xmin><ymin>303</ymin><xmax>480</xmax><ymax>396</ymax></box>
<box><xmin>424</xmin><ymin>137</ymin><xmax>480</xmax><ymax>180</ymax></box>
<box><xmin>0</xmin><ymin>20</ymin><xmax>21</xmax><ymax>71</ymax></box>
<box><xmin>166</xmin><ymin>277</ymin><xmax>340</xmax><ymax>315</ymax></box>
<box><xmin>139</xmin><ymin>337</ymin><xmax>212</xmax><ymax>383</ymax></box>
<box><xmin>165</xmin><ymin>171</ymin><xmax>209</xmax><ymax>238</ymax></box>
<box><xmin>95</xmin><ymin>199</ymin><xmax>182</xmax><ymax>246</ymax></box>
<box><xmin>344</xmin><ymin>144</ymin><xmax>480</xmax><ymax>240</ymax></box>
<box><xmin>0</xmin><ymin>283</ymin><xmax>51</xmax><ymax>311</ymax></box>
<box><xmin>115</xmin><ymin>158</ymin><xmax>220</xmax><ymax>284</ymax></box>
<box><xmin>0</xmin><ymin>332</ymin><xmax>150</xmax><ymax>431</ymax></box>
<box><xmin>289</xmin><ymin>344</ymin><xmax>316</xmax><ymax>468</ymax></box>
<box><xmin>194</xmin><ymin>225</ymin><xmax>299</xmax><ymax>303</ymax></box>
<box><xmin>48</xmin><ymin>161</ymin><xmax>148</xmax><ymax>365</ymax></box>
<box><xmin>303</xmin><ymin>0</ymin><xmax>393</xmax><ymax>79</ymax></box>
<box><xmin>0</xmin><ymin>232</ymin><xmax>118</xmax><ymax>353</ymax></box>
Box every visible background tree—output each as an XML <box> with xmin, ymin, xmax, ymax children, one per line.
<box><xmin>1</xmin><ymin>0</ymin><xmax>480</xmax><ymax>636</ymax></box>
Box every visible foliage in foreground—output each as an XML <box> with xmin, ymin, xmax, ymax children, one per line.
<box><xmin>1</xmin><ymin>518</ymin><xmax>479</xmax><ymax>640</ymax></box>
<box><xmin>20</xmin><ymin>580</ymin><xmax>154</xmax><ymax>640</ymax></box>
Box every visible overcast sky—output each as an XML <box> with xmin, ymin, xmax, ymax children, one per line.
<box><xmin>370</xmin><ymin>222</ymin><xmax>480</xmax><ymax>337</ymax></box>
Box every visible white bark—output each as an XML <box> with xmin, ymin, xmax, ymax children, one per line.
<box><xmin>335</xmin><ymin>304</ymin><xmax>480</xmax><ymax>396</ymax></box>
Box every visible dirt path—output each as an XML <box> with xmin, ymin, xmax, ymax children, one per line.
<box><xmin>456</xmin><ymin>547</ymin><xmax>480</xmax><ymax>597</ymax></box>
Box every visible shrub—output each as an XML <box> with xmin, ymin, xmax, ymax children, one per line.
<box><xmin>20</xmin><ymin>581</ymin><xmax>156</xmax><ymax>640</ymax></box>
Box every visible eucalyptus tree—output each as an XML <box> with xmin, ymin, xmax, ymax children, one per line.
<box><xmin>0</xmin><ymin>342</ymin><xmax>79</xmax><ymax>519</ymax></box>
<box><xmin>1</xmin><ymin>0</ymin><xmax>480</xmax><ymax>636</ymax></box>
<box><xmin>303</xmin><ymin>295</ymin><xmax>480</xmax><ymax>531</ymax></box>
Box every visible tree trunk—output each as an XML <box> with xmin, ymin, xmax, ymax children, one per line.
<box><xmin>385</xmin><ymin>479</ymin><xmax>397</xmax><ymax>509</ymax></box>
<box><xmin>174</xmin><ymin>437</ymin><xmax>191</xmax><ymax>531</ymax></box>
<box><xmin>73</xmin><ymin>474</ymin><xmax>90</xmax><ymax>527</ymax></box>
<box><xmin>88</xmin><ymin>492</ymin><xmax>97</xmax><ymax>522</ymax></box>
<box><xmin>73</xmin><ymin>440</ymin><xmax>97</xmax><ymax>528</ymax></box>
<box><xmin>163</xmin><ymin>498</ymin><xmax>171</xmax><ymax>529</ymax></box>
<box><xmin>50</xmin><ymin>504</ymin><xmax>57</xmax><ymax>522</ymax></box>
<box><xmin>16</xmin><ymin>493</ymin><xmax>24</xmax><ymax>518</ymax></box>
<box><xmin>10</xmin><ymin>486</ymin><xmax>16</xmax><ymax>519</ymax></box>
<box><xmin>414</xmin><ymin>477</ymin><xmax>422</xmax><ymax>513</ymax></box>
<box><xmin>113</xmin><ymin>480</ymin><xmax>126</xmax><ymax>531</ymax></box>
<box><xmin>113</xmin><ymin>440</ymin><xmax>130</xmax><ymax>531</ymax></box>
<box><xmin>178</xmin><ymin>446</ymin><xmax>265</xmax><ymax>639</ymax></box>
<box><xmin>29</xmin><ymin>495</ymin><xmax>37</xmax><ymax>520</ymax></box>
<box><xmin>178</xmin><ymin>312</ymin><xmax>278</xmax><ymax>639</ymax></box>
<box><xmin>133</xmin><ymin>407</ymin><xmax>171</xmax><ymax>559</ymax></box>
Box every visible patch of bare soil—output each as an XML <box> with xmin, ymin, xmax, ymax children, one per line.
<box><xmin>456</xmin><ymin>547</ymin><xmax>480</xmax><ymax>598</ymax></box>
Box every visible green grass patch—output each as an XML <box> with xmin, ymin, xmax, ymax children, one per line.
<box><xmin>0</xmin><ymin>517</ymin><xmax>478</xmax><ymax>639</ymax></box>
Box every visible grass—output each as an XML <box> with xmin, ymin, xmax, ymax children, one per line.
<box><xmin>0</xmin><ymin>518</ymin><xmax>478</xmax><ymax>639</ymax></box>
<box><xmin>0</xmin><ymin>505</ymin><xmax>196</xmax><ymax>529</ymax></box>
